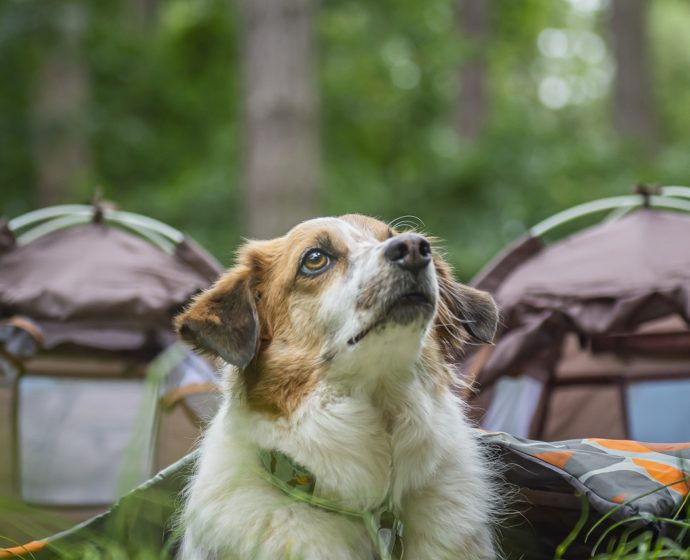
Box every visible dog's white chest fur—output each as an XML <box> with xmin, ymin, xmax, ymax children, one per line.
<box><xmin>179</xmin><ymin>378</ymin><xmax>495</xmax><ymax>560</ymax></box>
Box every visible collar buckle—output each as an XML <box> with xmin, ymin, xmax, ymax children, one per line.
<box><xmin>260</xmin><ymin>449</ymin><xmax>404</xmax><ymax>559</ymax></box>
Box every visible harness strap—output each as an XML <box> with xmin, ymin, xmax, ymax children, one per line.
<box><xmin>259</xmin><ymin>449</ymin><xmax>404</xmax><ymax>560</ymax></box>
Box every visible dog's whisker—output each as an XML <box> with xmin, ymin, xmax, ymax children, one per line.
<box><xmin>389</xmin><ymin>215</ymin><xmax>426</xmax><ymax>231</ymax></box>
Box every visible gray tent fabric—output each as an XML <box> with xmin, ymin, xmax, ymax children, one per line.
<box><xmin>497</xmin><ymin>211</ymin><xmax>690</xmax><ymax>304</ymax></box>
<box><xmin>477</xmin><ymin>210</ymin><xmax>690</xmax><ymax>388</ymax></box>
<box><xmin>0</xmin><ymin>223</ymin><xmax>221</xmax><ymax>350</ymax></box>
<box><xmin>0</xmin><ymin>214</ymin><xmax>224</xmax><ymax>547</ymax></box>
<box><xmin>472</xmin><ymin>234</ymin><xmax>545</xmax><ymax>294</ymax></box>
<box><xmin>174</xmin><ymin>237</ymin><xmax>225</xmax><ymax>284</ymax></box>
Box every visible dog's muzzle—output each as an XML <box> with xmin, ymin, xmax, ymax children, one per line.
<box><xmin>348</xmin><ymin>234</ymin><xmax>436</xmax><ymax>346</ymax></box>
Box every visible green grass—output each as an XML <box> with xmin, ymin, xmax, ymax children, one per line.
<box><xmin>555</xmin><ymin>483</ymin><xmax>690</xmax><ymax>560</ymax></box>
<box><xmin>3</xmin><ymin>488</ymin><xmax>689</xmax><ymax>559</ymax></box>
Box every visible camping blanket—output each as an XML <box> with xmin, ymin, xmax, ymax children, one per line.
<box><xmin>485</xmin><ymin>432</ymin><xmax>690</xmax><ymax>519</ymax></box>
<box><xmin>1</xmin><ymin>432</ymin><xmax>688</xmax><ymax>559</ymax></box>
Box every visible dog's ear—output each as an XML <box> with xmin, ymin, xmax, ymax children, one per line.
<box><xmin>175</xmin><ymin>264</ymin><xmax>259</xmax><ymax>369</ymax></box>
<box><xmin>434</xmin><ymin>256</ymin><xmax>499</xmax><ymax>359</ymax></box>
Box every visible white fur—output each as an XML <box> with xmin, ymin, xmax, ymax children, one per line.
<box><xmin>178</xmin><ymin>219</ymin><xmax>497</xmax><ymax>560</ymax></box>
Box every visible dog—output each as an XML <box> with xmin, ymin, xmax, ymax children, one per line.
<box><xmin>175</xmin><ymin>215</ymin><xmax>499</xmax><ymax>560</ymax></box>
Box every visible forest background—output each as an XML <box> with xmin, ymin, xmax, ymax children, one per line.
<box><xmin>1</xmin><ymin>0</ymin><xmax>689</xmax><ymax>280</ymax></box>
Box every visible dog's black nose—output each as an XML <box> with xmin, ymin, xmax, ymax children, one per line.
<box><xmin>384</xmin><ymin>234</ymin><xmax>432</xmax><ymax>272</ymax></box>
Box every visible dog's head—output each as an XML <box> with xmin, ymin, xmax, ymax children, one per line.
<box><xmin>176</xmin><ymin>215</ymin><xmax>497</xmax><ymax>415</ymax></box>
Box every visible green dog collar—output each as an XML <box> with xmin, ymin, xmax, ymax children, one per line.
<box><xmin>258</xmin><ymin>449</ymin><xmax>404</xmax><ymax>560</ymax></box>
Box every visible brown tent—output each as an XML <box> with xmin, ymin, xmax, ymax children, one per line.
<box><xmin>466</xmin><ymin>187</ymin><xmax>690</xmax><ymax>443</ymax></box>
<box><xmin>0</xmin><ymin>204</ymin><xmax>223</xmax><ymax>544</ymax></box>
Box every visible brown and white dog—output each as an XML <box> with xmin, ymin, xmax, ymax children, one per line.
<box><xmin>175</xmin><ymin>215</ymin><xmax>499</xmax><ymax>560</ymax></box>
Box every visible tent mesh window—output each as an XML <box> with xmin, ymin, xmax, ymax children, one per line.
<box><xmin>626</xmin><ymin>379</ymin><xmax>690</xmax><ymax>442</ymax></box>
<box><xmin>18</xmin><ymin>375</ymin><xmax>155</xmax><ymax>506</ymax></box>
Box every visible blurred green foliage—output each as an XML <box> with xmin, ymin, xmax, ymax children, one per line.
<box><xmin>1</xmin><ymin>0</ymin><xmax>689</xmax><ymax>279</ymax></box>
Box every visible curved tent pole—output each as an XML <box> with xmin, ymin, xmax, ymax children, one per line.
<box><xmin>660</xmin><ymin>185</ymin><xmax>690</xmax><ymax>199</ymax></box>
<box><xmin>602</xmin><ymin>186</ymin><xmax>690</xmax><ymax>224</ymax></box>
<box><xmin>13</xmin><ymin>211</ymin><xmax>175</xmax><ymax>253</ymax></box>
<box><xmin>529</xmin><ymin>190</ymin><xmax>690</xmax><ymax>238</ymax></box>
<box><xmin>9</xmin><ymin>205</ymin><xmax>184</xmax><ymax>253</ymax></box>
<box><xmin>602</xmin><ymin>205</ymin><xmax>635</xmax><ymax>224</ymax></box>
<box><xmin>105</xmin><ymin>216</ymin><xmax>176</xmax><ymax>253</ymax></box>
<box><xmin>9</xmin><ymin>205</ymin><xmax>93</xmax><ymax>231</ymax></box>
<box><xmin>16</xmin><ymin>214</ymin><xmax>92</xmax><ymax>244</ymax></box>
<box><xmin>111</xmin><ymin>211</ymin><xmax>183</xmax><ymax>244</ymax></box>
<box><xmin>15</xmin><ymin>213</ymin><xmax>175</xmax><ymax>253</ymax></box>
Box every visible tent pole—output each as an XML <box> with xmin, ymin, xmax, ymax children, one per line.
<box><xmin>530</xmin><ymin>193</ymin><xmax>690</xmax><ymax>238</ymax></box>
<box><xmin>532</xmin><ymin>370</ymin><xmax>555</xmax><ymax>440</ymax></box>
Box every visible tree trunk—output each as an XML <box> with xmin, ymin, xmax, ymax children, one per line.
<box><xmin>455</xmin><ymin>0</ymin><xmax>490</xmax><ymax>140</ymax></box>
<box><xmin>33</xmin><ymin>3</ymin><xmax>89</xmax><ymax>207</ymax></box>
<box><xmin>126</xmin><ymin>0</ymin><xmax>158</xmax><ymax>29</ymax></box>
<box><xmin>239</xmin><ymin>0</ymin><xmax>320</xmax><ymax>238</ymax></box>
<box><xmin>609</xmin><ymin>0</ymin><xmax>658</xmax><ymax>152</ymax></box>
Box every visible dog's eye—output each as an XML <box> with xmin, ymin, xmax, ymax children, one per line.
<box><xmin>300</xmin><ymin>249</ymin><xmax>330</xmax><ymax>275</ymax></box>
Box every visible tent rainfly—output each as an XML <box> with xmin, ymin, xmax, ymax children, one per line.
<box><xmin>0</xmin><ymin>204</ymin><xmax>224</xmax><ymax>545</ymax></box>
<box><xmin>466</xmin><ymin>186</ymin><xmax>690</xmax><ymax>443</ymax></box>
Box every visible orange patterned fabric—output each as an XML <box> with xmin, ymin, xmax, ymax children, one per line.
<box><xmin>644</xmin><ymin>442</ymin><xmax>690</xmax><ymax>452</ymax></box>
<box><xmin>631</xmin><ymin>458</ymin><xmax>690</xmax><ymax>496</ymax></box>
<box><xmin>589</xmin><ymin>439</ymin><xmax>654</xmax><ymax>454</ymax></box>
<box><xmin>534</xmin><ymin>451</ymin><xmax>574</xmax><ymax>470</ymax></box>
<box><xmin>590</xmin><ymin>439</ymin><xmax>690</xmax><ymax>454</ymax></box>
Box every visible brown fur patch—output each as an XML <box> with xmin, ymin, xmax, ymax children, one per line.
<box><xmin>239</xmin><ymin>233</ymin><xmax>332</xmax><ymax>416</ymax></box>
<box><xmin>434</xmin><ymin>257</ymin><xmax>499</xmax><ymax>363</ymax></box>
<box><xmin>242</xmin><ymin>342</ymin><xmax>323</xmax><ymax>417</ymax></box>
<box><xmin>175</xmin><ymin>264</ymin><xmax>259</xmax><ymax>369</ymax></box>
<box><xmin>178</xmin><ymin>220</ymin><xmax>357</xmax><ymax>417</ymax></box>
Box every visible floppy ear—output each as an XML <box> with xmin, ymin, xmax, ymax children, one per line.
<box><xmin>175</xmin><ymin>265</ymin><xmax>259</xmax><ymax>369</ymax></box>
<box><xmin>434</xmin><ymin>256</ymin><xmax>499</xmax><ymax>359</ymax></box>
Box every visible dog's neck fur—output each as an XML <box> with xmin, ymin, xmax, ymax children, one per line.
<box><xmin>220</xmin><ymin>330</ymin><xmax>459</xmax><ymax>513</ymax></box>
